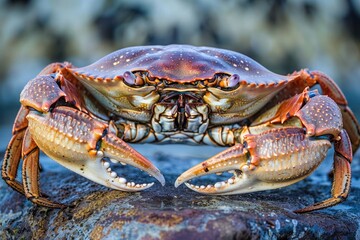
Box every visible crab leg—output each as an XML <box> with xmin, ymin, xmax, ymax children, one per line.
<box><xmin>294</xmin><ymin>129</ymin><xmax>352</xmax><ymax>213</ymax></box>
<box><xmin>298</xmin><ymin>70</ymin><xmax>360</xmax><ymax>152</ymax></box>
<box><xmin>26</xmin><ymin>106</ymin><xmax>164</xmax><ymax>194</ymax></box>
<box><xmin>21</xmin><ymin>128</ymin><xmax>67</xmax><ymax>208</ymax></box>
<box><xmin>313</xmin><ymin>71</ymin><xmax>360</xmax><ymax>152</ymax></box>
<box><xmin>2</xmin><ymin>106</ymin><xmax>29</xmax><ymax>194</ymax></box>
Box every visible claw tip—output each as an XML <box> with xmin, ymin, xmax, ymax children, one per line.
<box><xmin>157</xmin><ymin>174</ymin><xmax>166</xmax><ymax>186</ymax></box>
<box><xmin>174</xmin><ymin>177</ymin><xmax>183</xmax><ymax>188</ymax></box>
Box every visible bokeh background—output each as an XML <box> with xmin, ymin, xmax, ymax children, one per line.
<box><xmin>1</xmin><ymin>2</ymin><xmax>360</xmax><ymax>238</ymax></box>
<box><xmin>1</xmin><ymin>0</ymin><xmax>360</xmax><ymax>143</ymax></box>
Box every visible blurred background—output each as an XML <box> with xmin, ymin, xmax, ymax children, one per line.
<box><xmin>0</xmin><ymin>0</ymin><xmax>360</xmax><ymax>145</ymax></box>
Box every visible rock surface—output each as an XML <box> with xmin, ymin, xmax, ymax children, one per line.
<box><xmin>1</xmin><ymin>145</ymin><xmax>359</xmax><ymax>239</ymax></box>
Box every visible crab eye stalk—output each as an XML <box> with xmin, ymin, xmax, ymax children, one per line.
<box><xmin>123</xmin><ymin>71</ymin><xmax>145</xmax><ymax>86</ymax></box>
<box><xmin>218</xmin><ymin>74</ymin><xmax>240</xmax><ymax>88</ymax></box>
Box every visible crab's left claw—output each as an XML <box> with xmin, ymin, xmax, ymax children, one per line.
<box><xmin>26</xmin><ymin>106</ymin><xmax>165</xmax><ymax>192</ymax></box>
<box><xmin>175</xmin><ymin>144</ymin><xmax>254</xmax><ymax>193</ymax></box>
<box><xmin>176</xmin><ymin>94</ymin><xmax>353</xmax><ymax>213</ymax></box>
<box><xmin>174</xmin><ymin>143</ymin><xmax>290</xmax><ymax>194</ymax></box>
<box><xmin>175</xmin><ymin>127</ymin><xmax>332</xmax><ymax>196</ymax></box>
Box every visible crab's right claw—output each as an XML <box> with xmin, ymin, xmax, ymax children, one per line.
<box><xmin>26</xmin><ymin>106</ymin><xmax>165</xmax><ymax>192</ymax></box>
<box><xmin>99</xmin><ymin>128</ymin><xmax>166</xmax><ymax>190</ymax></box>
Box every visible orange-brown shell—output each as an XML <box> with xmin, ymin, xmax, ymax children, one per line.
<box><xmin>70</xmin><ymin>45</ymin><xmax>290</xmax><ymax>84</ymax></box>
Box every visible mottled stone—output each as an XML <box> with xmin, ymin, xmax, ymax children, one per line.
<box><xmin>1</xmin><ymin>146</ymin><xmax>359</xmax><ymax>239</ymax></box>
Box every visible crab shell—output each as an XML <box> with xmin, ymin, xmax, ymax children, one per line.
<box><xmin>74</xmin><ymin>45</ymin><xmax>287</xmax><ymax>82</ymax></box>
<box><xmin>70</xmin><ymin>45</ymin><xmax>295</xmax><ymax>125</ymax></box>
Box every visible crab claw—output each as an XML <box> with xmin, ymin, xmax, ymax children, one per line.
<box><xmin>98</xmin><ymin>130</ymin><xmax>165</xmax><ymax>190</ymax></box>
<box><xmin>175</xmin><ymin>144</ymin><xmax>258</xmax><ymax>194</ymax></box>
<box><xmin>176</xmin><ymin>127</ymin><xmax>332</xmax><ymax>195</ymax></box>
<box><xmin>175</xmin><ymin>143</ymin><xmax>289</xmax><ymax>194</ymax></box>
<box><xmin>26</xmin><ymin>106</ymin><xmax>165</xmax><ymax>192</ymax></box>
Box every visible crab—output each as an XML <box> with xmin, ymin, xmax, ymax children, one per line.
<box><xmin>2</xmin><ymin>45</ymin><xmax>359</xmax><ymax>213</ymax></box>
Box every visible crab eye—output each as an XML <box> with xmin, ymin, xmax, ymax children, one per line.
<box><xmin>219</xmin><ymin>74</ymin><xmax>240</xmax><ymax>88</ymax></box>
<box><xmin>123</xmin><ymin>71</ymin><xmax>144</xmax><ymax>86</ymax></box>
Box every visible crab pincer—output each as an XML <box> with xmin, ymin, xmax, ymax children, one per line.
<box><xmin>27</xmin><ymin>106</ymin><xmax>165</xmax><ymax>191</ymax></box>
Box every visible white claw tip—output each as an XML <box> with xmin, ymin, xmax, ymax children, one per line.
<box><xmin>158</xmin><ymin>174</ymin><xmax>166</xmax><ymax>186</ymax></box>
<box><xmin>174</xmin><ymin>178</ymin><xmax>182</xmax><ymax>188</ymax></box>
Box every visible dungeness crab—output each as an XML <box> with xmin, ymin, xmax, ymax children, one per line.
<box><xmin>2</xmin><ymin>45</ymin><xmax>359</xmax><ymax>213</ymax></box>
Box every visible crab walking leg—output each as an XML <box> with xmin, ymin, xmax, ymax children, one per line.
<box><xmin>26</xmin><ymin>106</ymin><xmax>165</xmax><ymax>193</ymax></box>
<box><xmin>175</xmin><ymin>128</ymin><xmax>332</xmax><ymax>194</ymax></box>
<box><xmin>2</xmin><ymin>106</ymin><xmax>29</xmax><ymax>194</ymax></box>
<box><xmin>294</xmin><ymin>130</ymin><xmax>352</xmax><ymax>213</ymax></box>
<box><xmin>22</xmin><ymin>129</ymin><xmax>66</xmax><ymax>208</ymax></box>
<box><xmin>2</xmin><ymin>131</ymin><xmax>26</xmax><ymax>194</ymax></box>
<box><xmin>296</xmin><ymin>70</ymin><xmax>360</xmax><ymax>152</ymax></box>
<box><xmin>313</xmin><ymin>71</ymin><xmax>360</xmax><ymax>152</ymax></box>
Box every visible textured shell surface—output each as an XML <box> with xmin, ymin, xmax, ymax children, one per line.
<box><xmin>72</xmin><ymin>45</ymin><xmax>290</xmax><ymax>84</ymax></box>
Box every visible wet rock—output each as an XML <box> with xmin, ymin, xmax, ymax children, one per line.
<box><xmin>1</xmin><ymin>1</ymin><xmax>360</xmax><ymax>120</ymax></box>
<box><xmin>1</xmin><ymin>147</ymin><xmax>359</xmax><ymax>239</ymax></box>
